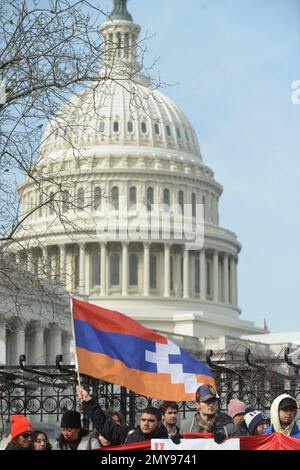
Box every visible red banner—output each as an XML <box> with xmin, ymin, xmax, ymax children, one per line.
<box><xmin>98</xmin><ymin>433</ymin><xmax>300</xmax><ymax>451</ymax></box>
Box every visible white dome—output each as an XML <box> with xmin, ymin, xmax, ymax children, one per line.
<box><xmin>12</xmin><ymin>0</ymin><xmax>263</xmax><ymax>347</ymax></box>
<box><xmin>41</xmin><ymin>79</ymin><xmax>202</xmax><ymax>163</ymax></box>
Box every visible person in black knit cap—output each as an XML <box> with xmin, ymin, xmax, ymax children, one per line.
<box><xmin>52</xmin><ymin>410</ymin><xmax>99</xmax><ymax>450</ymax></box>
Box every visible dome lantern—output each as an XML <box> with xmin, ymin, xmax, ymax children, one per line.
<box><xmin>100</xmin><ymin>0</ymin><xmax>141</xmax><ymax>78</ymax></box>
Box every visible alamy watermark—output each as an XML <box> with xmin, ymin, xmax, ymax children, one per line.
<box><xmin>291</xmin><ymin>80</ymin><xmax>300</xmax><ymax>105</ymax></box>
<box><xmin>96</xmin><ymin>198</ymin><xmax>205</xmax><ymax>250</ymax></box>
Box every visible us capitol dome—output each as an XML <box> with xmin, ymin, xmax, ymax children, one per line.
<box><xmin>15</xmin><ymin>0</ymin><xmax>263</xmax><ymax>342</ymax></box>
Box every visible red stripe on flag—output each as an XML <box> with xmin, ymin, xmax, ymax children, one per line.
<box><xmin>72</xmin><ymin>298</ymin><xmax>167</xmax><ymax>343</ymax></box>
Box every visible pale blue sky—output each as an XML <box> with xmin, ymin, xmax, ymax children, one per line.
<box><xmin>106</xmin><ymin>0</ymin><xmax>300</xmax><ymax>332</ymax></box>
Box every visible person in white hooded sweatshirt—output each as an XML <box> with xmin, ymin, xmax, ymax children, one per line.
<box><xmin>265</xmin><ymin>393</ymin><xmax>300</xmax><ymax>438</ymax></box>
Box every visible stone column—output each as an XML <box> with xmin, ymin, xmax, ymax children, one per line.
<box><xmin>46</xmin><ymin>322</ymin><xmax>62</xmax><ymax>365</ymax></box>
<box><xmin>27</xmin><ymin>250</ymin><xmax>34</xmax><ymax>274</ymax></box>
<box><xmin>65</xmin><ymin>249</ymin><xmax>73</xmax><ymax>292</ymax></box>
<box><xmin>29</xmin><ymin>321</ymin><xmax>44</xmax><ymax>365</ymax></box>
<box><xmin>234</xmin><ymin>258</ymin><xmax>238</xmax><ymax>307</ymax></box>
<box><xmin>100</xmin><ymin>243</ymin><xmax>107</xmax><ymax>296</ymax></box>
<box><xmin>143</xmin><ymin>242</ymin><xmax>150</xmax><ymax>296</ymax></box>
<box><xmin>213</xmin><ymin>250</ymin><xmax>219</xmax><ymax>302</ymax></box>
<box><xmin>10</xmin><ymin>323</ymin><xmax>25</xmax><ymax>365</ymax></box>
<box><xmin>230</xmin><ymin>256</ymin><xmax>237</xmax><ymax>305</ymax></box>
<box><xmin>164</xmin><ymin>243</ymin><xmax>170</xmax><ymax>297</ymax></box>
<box><xmin>122</xmin><ymin>242</ymin><xmax>128</xmax><ymax>296</ymax></box>
<box><xmin>200</xmin><ymin>248</ymin><xmax>206</xmax><ymax>301</ymax></box>
<box><xmin>223</xmin><ymin>253</ymin><xmax>229</xmax><ymax>304</ymax></box>
<box><xmin>62</xmin><ymin>332</ymin><xmax>73</xmax><ymax>365</ymax></box>
<box><xmin>190</xmin><ymin>254</ymin><xmax>195</xmax><ymax>299</ymax></box>
<box><xmin>79</xmin><ymin>244</ymin><xmax>85</xmax><ymax>295</ymax></box>
<box><xmin>183</xmin><ymin>247</ymin><xmax>189</xmax><ymax>299</ymax></box>
<box><xmin>174</xmin><ymin>251</ymin><xmax>181</xmax><ymax>298</ymax></box>
<box><xmin>42</xmin><ymin>246</ymin><xmax>49</xmax><ymax>278</ymax></box>
<box><xmin>59</xmin><ymin>244</ymin><xmax>66</xmax><ymax>287</ymax></box>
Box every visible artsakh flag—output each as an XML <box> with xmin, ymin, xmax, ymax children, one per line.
<box><xmin>71</xmin><ymin>297</ymin><xmax>215</xmax><ymax>401</ymax></box>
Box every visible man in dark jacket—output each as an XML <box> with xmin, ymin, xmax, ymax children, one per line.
<box><xmin>159</xmin><ymin>401</ymin><xmax>180</xmax><ymax>437</ymax></box>
<box><xmin>184</xmin><ymin>384</ymin><xmax>240</xmax><ymax>440</ymax></box>
<box><xmin>77</xmin><ymin>387</ymin><xmax>169</xmax><ymax>445</ymax></box>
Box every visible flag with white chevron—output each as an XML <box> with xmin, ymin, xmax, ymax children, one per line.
<box><xmin>71</xmin><ymin>297</ymin><xmax>215</xmax><ymax>401</ymax></box>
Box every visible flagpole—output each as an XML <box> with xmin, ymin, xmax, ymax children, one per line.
<box><xmin>70</xmin><ymin>295</ymin><xmax>82</xmax><ymax>390</ymax></box>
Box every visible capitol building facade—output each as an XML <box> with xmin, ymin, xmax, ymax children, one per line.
<box><xmin>4</xmin><ymin>0</ymin><xmax>265</xmax><ymax>365</ymax></box>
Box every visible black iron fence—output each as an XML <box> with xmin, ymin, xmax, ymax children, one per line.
<box><xmin>0</xmin><ymin>348</ymin><xmax>299</xmax><ymax>441</ymax></box>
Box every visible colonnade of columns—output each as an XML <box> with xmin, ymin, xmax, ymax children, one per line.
<box><xmin>17</xmin><ymin>243</ymin><xmax>238</xmax><ymax>307</ymax></box>
<box><xmin>5</xmin><ymin>319</ymin><xmax>72</xmax><ymax>366</ymax></box>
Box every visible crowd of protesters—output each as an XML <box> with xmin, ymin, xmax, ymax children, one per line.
<box><xmin>3</xmin><ymin>383</ymin><xmax>300</xmax><ymax>450</ymax></box>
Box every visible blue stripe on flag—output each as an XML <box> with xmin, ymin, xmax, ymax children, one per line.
<box><xmin>75</xmin><ymin>319</ymin><xmax>213</xmax><ymax>377</ymax></box>
<box><xmin>74</xmin><ymin>319</ymin><xmax>157</xmax><ymax>372</ymax></box>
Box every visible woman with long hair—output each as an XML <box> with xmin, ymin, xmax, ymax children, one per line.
<box><xmin>5</xmin><ymin>415</ymin><xmax>33</xmax><ymax>450</ymax></box>
<box><xmin>28</xmin><ymin>430</ymin><xmax>52</xmax><ymax>450</ymax></box>
<box><xmin>52</xmin><ymin>410</ymin><xmax>99</xmax><ymax>450</ymax></box>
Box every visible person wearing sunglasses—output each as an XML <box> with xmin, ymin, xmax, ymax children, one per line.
<box><xmin>5</xmin><ymin>415</ymin><xmax>33</xmax><ymax>450</ymax></box>
<box><xmin>28</xmin><ymin>430</ymin><xmax>52</xmax><ymax>450</ymax></box>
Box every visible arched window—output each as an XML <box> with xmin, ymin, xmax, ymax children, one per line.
<box><xmin>111</xmin><ymin>254</ymin><xmax>120</xmax><ymax>286</ymax></box>
<box><xmin>163</xmin><ymin>188</ymin><xmax>170</xmax><ymax>206</ymax></box>
<box><xmin>129</xmin><ymin>186</ymin><xmax>136</xmax><ymax>206</ymax></box>
<box><xmin>113</xmin><ymin>121</ymin><xmax>119</xmax><ymax>133</ymax></box>
<box><xmin>192</xmin><ymin>192</ymin><xmax>196</xmax><ymax>217</ymax></box>
<box><xmin>99</xmin><ymin>121</ymin><xmax>105</xmax><ymax>133</ymax></box>
<box><xmin>141</xmin><ymin>121</ymin><xmax>147</xmax><ymax>134</ymax></box>
<box><xmin>184</xmin><ymin>129</ymin><xmax>189</xmax><ymax>141</ymax></box>
<box><xmin>92</xmin><ymin>254</ymin><xmax>100</xmax><ymax>287</ymax></box>
<box><xmin>127</xmin><ymin>121</ymin><xmax>133</xmax><ymax>133</ymax></box>
<box><xmin>111</xmin><ymin>186</ymin><xmax>119</xmax><ymax>210</ymax></box>
<box><xmin>62</xmin><ymin>190</ymin><xmax>70</xmax><ymax>213</ymax></box>
<box><xmin>147</xmin><ymin>187</ymin><xmax>154</xmax><ymax>211</ymax></box>
<box><xmin>176</xmin><ymin>127</ymin><xmax>181</xmax><ymax>139</ymax></box>
<box><xmin>154</xmin><ymin>123</ymin><xmax>160</xmax><ymax>135</ymax></box>
<box><xmin>166</xmin><ymin>125</ymin><xmax>171</xmax><ymax>137</ymax></box>
<box><xmin>129</xmin><ymin>254</ymin><xmax>138</xmax><ymax>287</ymax></box>
<box><xmin>178</xmin><ymin>190</ymin><xmax>184</xmax><ymax>214</ymax></box>
<box><xmin>150</xmin><ymin>254</ymin><xmax>157</xmax><ymax>289</ymax></box>
<box><xmin>94</xmin><ymin>186</ymin><xmax>101</xmax><ymax>210</ymax></box>
<box><xmin>195</xmin><ymin>258</ymin><xmax>200</xmax><ymax>294</ymax></box>
<box><xmin>77</xmin><ymin>188</ymin><xmax>85</xmax><ymax>211</ymax></box>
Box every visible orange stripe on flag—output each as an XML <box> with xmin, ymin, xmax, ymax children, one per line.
<box><xmin>77</xmin><ymin>348</ymin><xmax>215</xmax><ymax>401</ymax></box>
